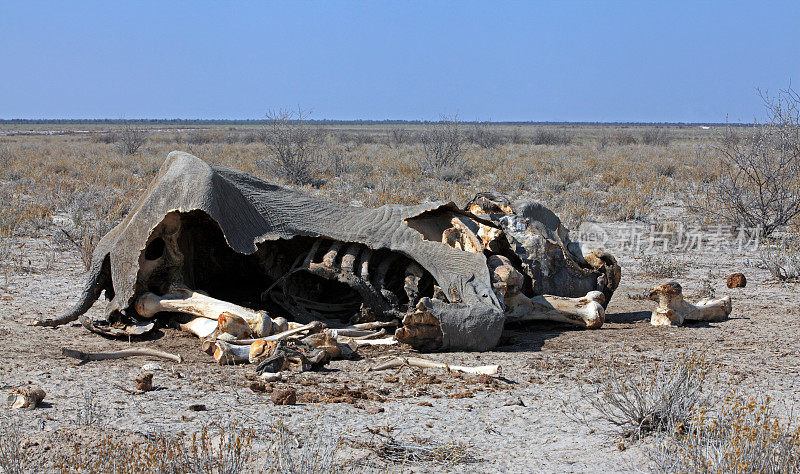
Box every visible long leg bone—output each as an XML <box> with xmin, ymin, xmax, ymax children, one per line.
<box><xmin>135</xmin><ymin>289</ymin><xmax>272</xmax><ymax>337</ymax></box>
<box><xmin>490</xmin><ymin>256</ymin><xmax>605</xmax><ymax>328</ymax></box>
<box><xmin>648</xmin><ymin>282</ymin><xmax>732</xmax><ymax>326</ymax></box>
<box><xmin>504</xmin><ymin>292</ymin><xmax>606</xmax><ymax>328</ymax></box>
<box><xmin>369</xmin><ymin>356</ymin><xmax>499</xmax><ymax>375</ymax></box>
<box><xmin>225</xmin><ymin>321</ymin><xmax>323</xmax><ymax>345</ymax></box>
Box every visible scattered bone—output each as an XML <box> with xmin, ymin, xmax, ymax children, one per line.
<box><xmin>215</xmin><ymin>312</ymin><xmax>253</xmax><ymax>340</ymax></box>
<box><xmin>369</xmin><ymin>357</ymin><xmax>499</xmax><ymax>376</ymax></box>
<box><xmin>213</xmin><ymin>341</ymin><xmax>251</xmax><ymax>365</ymax></box>
<box><xmin>352</xmin><ymin>336</ymin><xmax>398</xmax><ymax>347</ymax></box>
<box><xmin>62</xmin><ymin>347</ymin><xmax>182</xmax><ymax>363</ymax></box>
<box><xmin>351</xmin><ymin>328</ymin><xmax>386</xmax><ymax>340</ymax></box>
<box><xmin>648</xmin><ymin>282</ymin><xmax>732</xmax><ymax>326</ymax></box>
<box><xmin>350</xmin><ymin>320</ymin><xmax>399</xmax><ymax>330</ymax></box>
<box><xmin>7</xmin><ymin>386</ymin><xmax>46</xmax><ymax>409</ymax></box>
<box><xmin>259</xmin><ymin>372</ymin><xmax>283</xmax><ymax>382</ymax></box>
<box><xmin>180</xmin><ymin>317</ymin><xmax>219</xmax><ymax>339</ymax></box>
<box><xmin>224</xmin><ymin>321</ymin><xmax>323</xmax><ymax>345</ymax></box>
<box><xmin>135</xmin><ymin>373</ymin><xmax>154</xmax><ymax>392</ymax></box>
<box><xmin>727</xmin><ymin>273</ymin><xmax>747</xmax><ymax>288</ymax></box>
<box><xmin>140</xmin><ymin>363</ymin><xmax>164</xmax><ymax>372</ymax></box>
<box><xmin>135</xmin><ymin>289</ymin><xmax>272</xmax><ymax>337</ymax></box>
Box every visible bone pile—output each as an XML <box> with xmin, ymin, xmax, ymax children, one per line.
<box><xmin>136</xmin><ymin>286</ymin><xmax>398</xmax><ymax>376</ymax></box>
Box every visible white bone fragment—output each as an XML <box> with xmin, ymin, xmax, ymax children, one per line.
<box><xmin>369</xmin><ymin>356</ymin><xmax>499</xmax><ymax>375</ymax></box>
<box><xmin>7</xmin><ymin>387</ymin><xmax>46</xmax><ymax>409</ymax></box>
<box><xmin>648</xmin><ymin>282</ymin><xmax>732</xmax><ymax>326</ymax></box>
<box><xmin>213</xmin><ymin>341</ymin><xmax>251</xmax><ymax>365</ymax></box>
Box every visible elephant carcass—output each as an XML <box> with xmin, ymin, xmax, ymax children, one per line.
<box><xmin>36</xmin><ymin>152</ymin><xmax>620</xmax><ymax>352</ymax></box>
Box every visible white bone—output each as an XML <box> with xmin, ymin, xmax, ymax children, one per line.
<box><xmin>7</xmin><ymin>387</ymin><xmax>46</xmax><ymax>409</ymax></box>
<box><xmin>135</xmin><ymin>289</ymin><xmax>272</xmax><ymax>337</ymax></box>
<box><xmin>352</xmin><ymin>336</ymin><xmax>398</xmax><ymax>346</ymax></box>
<box><xmin>504</xmin><ymin>291</ymin><xmax>605</xmax><ymax>329</ymax></box>
<box><xmin>369</xmin><ymin>356</ymin><xmax>498</xmax><ymax>375</ymax></box>
<box><xmin>225</xmin><ymin>322</ymin><xmax>323</xmax><ymax>345</ymax></box>
<box><xmin>180</xmin><ymin>317</ymin><xmax>218</xmax><ymax>338</ymax></box>
<box><xmin>648</xmin><ymin>282</ymin><xmax>732</xmax><ymax>326</ymax></box>
<box><xmin>212</xmin><ymin>340</ymin><xmax>251</xmax><ymax>365</ymax></box>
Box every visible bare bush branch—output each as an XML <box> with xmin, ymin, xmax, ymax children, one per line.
<box><xmin>118</xmin><ymin>124</ymin><xmax>146</xmax><ymax>155</ymax></box>
<box><xmin>694</xmin><ymin>87</ymin><xmax>800</xmax><ymax>236</ymax></box>
<box><xmin>261</xmin><ymin>108</ymin><xmax>321</xmax><ymax>185</ymax></box>
<box><xmin>417</xmin><ymin>115</ymin><xmax>465</xmax><ymax>171</ymax></box>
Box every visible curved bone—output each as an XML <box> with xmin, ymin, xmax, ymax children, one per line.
<box><xmin>648</xmin><ymin>282</ymin><xmax>732</xmax><ymax>326</ymax></box>
<box><xmin>368</xmin><ymin>356</ymin><xmax>498</xmax><ymax>375</ymax></box>
<box><xmin>62</xmin><ymin>347</ymin><xmax>182</xmax><ymax>363</ymax></box>
<box><xmin>135</xmin><ymin>289</ymin><xmax>272</xmax><ymax>337</ymax></box>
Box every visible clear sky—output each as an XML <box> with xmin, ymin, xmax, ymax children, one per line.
<box><xmin>1</xmin><ymin>1</ymin><xmax>798</xmax><ymax>122</ymax></box>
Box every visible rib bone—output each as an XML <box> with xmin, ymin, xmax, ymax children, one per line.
<box><xmin>135</xmin><ymin>289</ymin><xmax>272</xmax><ymax>337</ymax></box>
<box><xmin>648</xmin><ymin>282</ymin><xmax>732</xmax><ymax>326</ymax></box>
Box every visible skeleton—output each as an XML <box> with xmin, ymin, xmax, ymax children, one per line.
<box><xmin>35</xmin><ymin>152</ymin><xmax>621</xmax><ymax>356</ymax></box>
<box><xmin>647</xmin><ymin>282</ymin><xmax>732</xmax><ymax>326</ymax></box>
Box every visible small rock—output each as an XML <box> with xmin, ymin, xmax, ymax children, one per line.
<box><xmin>249</xmin><ymin>381</ymin><xmax>267</xmax><ymax>393</ymax></box>
<box><xmin>727</xmin><ymin>273</ymin><xmax>747</xmax><ymax>288</ymax></box>
<box><xmin>383</xmin><ymin>376</ymin><xmax>399</xmax><ymax>383</ymax></box>
<box><xmin>135</xmin><ymin>373</ymin><xmax>154</xmax><ymax>392</ymax></box>
<box><xmin>188</xmin><ymin>404</ymin><xmax>207</xmax><ymax>411</ymax></box>
<box><xmin>271</xmin><ymin>389</ymin><xmax>297</xmax><ymax>406</ymax></box>
<box><xmin>366</xmin><ymin>406</ymin><xmax>384</xmax><ymax>414</ymax></box>
<box><xmin>417</xmin><ymin>401</ymin><xmax>433</xmax><ymax>407</ymax></box>
<box><xmin>140</xmin><ymin>363</ymin><xmax>163</xmax><ymax>372</ymax></box>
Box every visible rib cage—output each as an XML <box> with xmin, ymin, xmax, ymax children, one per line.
<box><xmin>260</xmin><ymin>237</ymin><xmax>434</xmax><ymax>324</ymax></box>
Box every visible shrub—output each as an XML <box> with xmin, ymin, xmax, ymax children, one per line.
<box><xmin>118</xmin><ymin>124</ymin><xmax>146</xmax><ymax>155</ymax></box>
<box><xmin>261</xmin><ymin>108</ymin><xmax>321</xmax><ymax>185</ymax></box>
<box><xmin>584</xmin><ymin>351</ymin><xmax>711</xmax><ymax>440</ymax></box>
<box><xmin>0</xmin><ymin>417</ymin><xmax>41</xmax><ymax>474</ymax></box>
<box><xmin>695</xmin><ymin>87</ymin><xmax>800</xmax><ymax>236</ymax></box>
<box><xmin>417</xmin><ymin>115</ymin><xmax>465</xmax><ymax>171</ymax></box>
<box><xmin>641</xmin><ymin>128</ymin><xmax>671</xmax><ymax>146</ymax></box>
<box><xmin>639</xmin><ymin>254</ymin><xmax>688</xmax><ymax>278</ymax></box>
<box><xmin>387</xmin><ymin>128</ymin><xmax>410</xmax><ymax>148</ymax></box>
<box><xmin>615</xmin><ymin>132</ymin><xmax>638</xmax><ymax>145</ymax></box>
<box><xmin>761</xmin><ymin>235</ymin><xmax>800</xmax><ymax>282</ymax></box>
<box><xmin>532</xmin><ymin>129</ymin><xmax>572</xmax><ymax>145</ymax></box>
<box><xmin>466</xmin><ymin>121</ymin><xmax>505</xmax><ymax>148</ymax></box>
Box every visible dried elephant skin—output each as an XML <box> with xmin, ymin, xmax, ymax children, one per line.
<box><xmin>38</xmin><ymin>152</ymin><xmax>620</xmax><ymax>352</ymax></box>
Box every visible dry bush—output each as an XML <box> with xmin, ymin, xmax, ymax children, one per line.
<box><xmin>417</xmin><ymin>115</ymin><xmax>465</xmax><ymax>171</ymax></box>
<box><xmin>94</xmin><ymin>131</ymin><xmax>118</xmax><ymax>144</ymax></box>
<box><xmin>118</xmin><ymin>124</ymin><xmax>146</xmax><ymax>155</ymax></box>
<box><xmin>761</xmin><ymin>235</ymin><xmax>800</xmax><ymax>282</ymax></box>
<box><xmin>267</xmin><ymin>418</ymin><xmax>344</xmax><ymax>473</ymax></box>
<box><xmin>584</xmin><ymin>351</ymin><xmax>712</xmax><ymax>440</ymax></box>
<box><xmin>186</xmin><ymin>129</ymin><xmax>216</xmax><ymax>145</ymax></box>
<box><xmin>466</xmin><ymin>122</ymin><xmax>505</xmax><ymax>148</ymax></box>
<box><xmin>641</xmin><ymin>128</ymin><xmax>671</xmax><ymax>146</ymax></box>
<box><xmin>694</xmin><ymin>87</ymin><xmax>800</xmax><ymax>236</ymax></box>
<box><xmin>615</xmin><ymin>131</ymin><xmax>638</xmax><ymax>145</ymax></box>
<box><xmin>387</xmin><ymin>128</ymin><xmax>410</xmax><ymax>148</ymax></box>
<box><xmin>261</xmin><ymin>108</ymin><xmax>321</xmax><ymax>185</ymax></box>
<box><xmin>649</xmin><ymin>394</ymin><xmax>800</xmax><ymax>473</ymax></box>
<box><xmin>531</xmin><ymin>129</ymin><xmax>573</xmax><ymax>146</ymax></box>
<box><xmin>639</xmin><ymin>254</ymin><xmax>689</xmax><ymax>278</ymax></box>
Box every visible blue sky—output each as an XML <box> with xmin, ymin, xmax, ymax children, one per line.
<box><xmin>1</xmin><ymin>1</ymin><xmax>798</xmax><ymax>122</ymax></box>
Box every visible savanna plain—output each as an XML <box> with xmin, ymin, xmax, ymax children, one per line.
<box><xmin>1</xmin><ymin>113</ymin><xmax>799</xmax><ymax>472</ymax></box>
